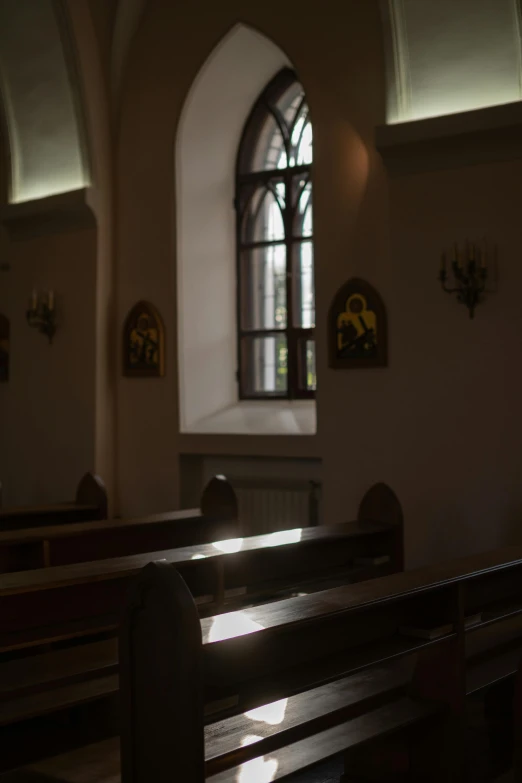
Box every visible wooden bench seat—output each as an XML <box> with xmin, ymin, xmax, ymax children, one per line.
<box><xmin>0</xmin><ymin>699</ymin><xmax>441</xmax><ymax>783</ymax></box>
<box><xmin>0</xmin><ymin>675</ymin><xmax>118</xmax><ymax>727</ymax></box>
<box><xmin>0</xmin><ymin>738</ymin><xmax>121</xmax><ymax>782</ymax></box>
<box><xmin>0</xmin><ymin>659</ymin><xmax>430</xmax><ymax>783</ymax></box>
<box><xmin>0</xmin><ymin>639</ymin><xmax>117</xmax><ymax>702</ymax></box>
<box><xmin>0</xmin><ymin>615</ymin><xmax>117</xmax><ymax>655</ymax></box>
<box><xmin>208</xmin><ymin>697</ymin><xmax>442</xmax><ymax>782</ymax></box>
<box><xmin>204</xmin><ymin>659</ymin><xmax>413</xmax><ymax>774</ymax></box>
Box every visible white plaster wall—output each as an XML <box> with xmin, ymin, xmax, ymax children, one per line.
<box><xmin>176</xmin><ymin>25</ymin><xmax>290</xmax><ymax>431</ymax></box>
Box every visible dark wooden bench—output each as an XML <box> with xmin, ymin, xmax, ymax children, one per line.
<box><xmin>0</xmin><ymin>482</ymin><xmax>403</xmax><ymax>655</ymax></box>
<box><xmin>6</xmin><ymin>543</ymin><xmax>522</xmax><ymax>780</ymax></box>
<box><xmin>0</xmin><ymin>473</ymin><xmax>108</xmax><ymax>531</ymax></box>
<box><xmin>114</xmin><ymin>544</ymin><xmax>522</xmax><ymax>782</ymax></box>
<box><xmin>0</xmin><ymin>485</ymin><xmax>404</xmax><ymax>771</ymax></box>
<box><xmin>0</xmin><ymin>475</ymin><xmax>239</xmax><ymax>573</ymax></box>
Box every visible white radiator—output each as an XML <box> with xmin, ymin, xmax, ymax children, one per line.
<box><xmin>232</xmin><ymin>479</ymin><xmax>321</xmax><ymax>536</ymax></box>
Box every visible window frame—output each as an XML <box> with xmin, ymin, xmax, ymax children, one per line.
<box><xmin>235</xmin><ymin>68</ymin><xmax>315</xmax><ymax>401</ymax></box>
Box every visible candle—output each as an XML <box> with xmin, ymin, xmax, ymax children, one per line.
<box><xmin>48</xmin><ymin>290</ymin><xmax>54</xmax><ymax>311</ymax></box>
<box><xmin>30</xmin><ymin>289</ymin><xmax>37</xmax><ymax>311</ymax></box>
<box><xmin>440</xmin><ymin>251</ymin><xmax>447</xmax><ymax>272</ymax></box>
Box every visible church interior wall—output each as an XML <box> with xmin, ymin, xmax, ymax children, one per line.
<box><xmin>0</xmin><ymin>1</ymin><xmax>521</xmax><ymax>569</ymax></box>
<box><xmin>0</xmin><ymin>222</ymin><xmax>97</xmax><ymax>506</ymax></box>
<box><xmin>115</xmin><ymin>1</ymin><xmax>522</xmax><ymax>565</ymax></box>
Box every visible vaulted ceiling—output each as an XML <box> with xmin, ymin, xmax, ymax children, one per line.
<box><xmin>0</xmin><ymin>0</ymin><xmax>520</xmax><ymax>203</ymax></box>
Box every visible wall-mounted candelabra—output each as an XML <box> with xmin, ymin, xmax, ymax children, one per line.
<box><xmin>439</xmin><ymin>241</ymin><xmax>489</xmax><ymax>319</ymax></box>
<box><xmin>26</xmin><ymin>289</ymin><xmax>56</xmax><ymax>343</ymax></box>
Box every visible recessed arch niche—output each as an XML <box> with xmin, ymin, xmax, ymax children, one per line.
<box><xmin>176</xmin><ymin>23</ymin><xmax>315</xmax><ymax>435</ymax></box>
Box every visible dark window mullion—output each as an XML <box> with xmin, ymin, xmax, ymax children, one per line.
<box><xmin>237</xmin><ymin>164</ymin><xmax>309</xmax><ymax>187</ymax></box>
<box><xmin>284</xmin><ymin>168</ymin><xmax>297</xmax><ymax>399</ymax></box>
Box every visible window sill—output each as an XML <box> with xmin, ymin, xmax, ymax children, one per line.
<box><xmin>181</xmin><ymin>400</ymin><xmax>316</xmax><ymax>436</ymax></box>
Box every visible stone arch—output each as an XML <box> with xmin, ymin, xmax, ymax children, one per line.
<box><xmin>115</xmin><ymin>10</ymin><xmax>325</xmax><ymax>512</ymax></box>
<box><xmin>176</xmin><ymin>23</ymin><xmax>305</xmax><ymax>433</ymax></box>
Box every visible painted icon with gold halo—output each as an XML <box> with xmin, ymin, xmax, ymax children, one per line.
<box><xmin>337</xmin><ymin>293</ymin><xmax>377</xmax><ymax>359</ymax></box>
<box><xmin>329</xmin><ymin>279</ymin><xmax>387</xmax><ymax>369</ymax></box>
<box><xmin>123</xmin><ymin>301</ymin><xmax>165</xmax><ymax>377</ymax></box>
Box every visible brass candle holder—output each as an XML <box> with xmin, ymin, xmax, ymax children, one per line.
<box><xmin>439</xmin><ymin>242</ymin><xmax>488</xmax><ymax>319</ymax></box>
<box><xmin>26</xmin><ymin>290</ymin><xmax>56</xmax><ymax>343</ymax></box>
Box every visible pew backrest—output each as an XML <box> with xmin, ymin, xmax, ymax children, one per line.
<box><xmin>0</xmin><ymin>472</ymin><xmax>108</xmax><ymax>530</ymax></box>
<box><xmin>0</xmin><ymin>474</ymin><xmax>240</xmax><ymax>571</ymax></box>
<box><xmin>0</xmin><ymin>482</ymin><xmax>404</xmax><ymax>652</ymax></box>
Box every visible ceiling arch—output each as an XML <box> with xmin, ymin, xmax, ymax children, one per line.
<box><xmin>111</xmin><ymin>0</ymin><xmax>147</xmax><ymax>103</ymax></box>
<box><xmin>0</xmin><ymin>0</ymin><xmax>89</xmax><ymax>203</ymax></box>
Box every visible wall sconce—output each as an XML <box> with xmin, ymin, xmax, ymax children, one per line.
<box><xmin>439</xmin><ymin>241</ymin><xmax>489</xmax><ymax>319</ymax></box>
<box><xmin>26</xmin><ymin>289</ymin><xmax>56</xmax><ymax>343</ymax></box>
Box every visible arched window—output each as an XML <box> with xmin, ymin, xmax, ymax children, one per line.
<box><xmin>236</xmin><ymin>68</ymin><xmax>315</xmax><ymax>400</ymax></box>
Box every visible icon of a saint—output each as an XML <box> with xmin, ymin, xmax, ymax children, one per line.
<box><xmin>337</xmin><ymin>293</ymin><xmax>377</xmax><ymax>359</ymax></box>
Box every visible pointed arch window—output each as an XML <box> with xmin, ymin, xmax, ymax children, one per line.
<box><xmin>236</xmin><ymin>68</ymin><xmax>315</xmax><ymax>399</ymax></box>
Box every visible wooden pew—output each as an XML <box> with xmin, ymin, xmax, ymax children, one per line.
<box><xmin>112</xmin><ymin>544</ymin><xmax>522</xmax><ymax>783</ymax></box>
<box><xmin>0</xmin><ymin>475</ymin><xmax>239</xmax><ymax>573</ymax></box>
<box><xmin>0</xmin><ymin>482</ymin><xmax>402</xmax><ymax>655</ymax></box>
<box><xmin>0</xmin><ymin>485</ymin><xmax>404</xmax><ymax>771</ymax></box>
<box><xmin>5</xmin><ymin>547</ymin><xmax>522</xmax><ymax>783</ymax></box>
<box><xmin>0</xmin><ymin>473</ymin><xmax>108</xmax><ymax>531</ymax></box>
<box><xmin>7</xmin><ymin>541</ymin><xmax>522</xmax><ymax>781</ymax></box>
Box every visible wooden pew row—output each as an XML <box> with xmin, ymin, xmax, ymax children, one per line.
<box><xmin>109</xmin><ymin>543</ymin><xmax>522</xmax><ymax>782</ymax></box>
<box><xmin>0</xmin><ymin>482</ymin><xmax>402</xmax><ymax>654</ymax></box>
<box><xmin>0</xmin><ymin>475</ymin><xmax>239</xmax><ymax>573</ymax></box>
<box><xmin>0</xmin><ymin>486</ymin><xmax>403</xmax><ymax>771</ymax></box>
<box><xmin>5</xmin><ymin>542</ymin><xmax>522</xmax><ymax>782</ymax></box>
<box><xmin>0</xmin><ymin>473</ymin><xmax>108</xmax><ymax>531</ymax></box>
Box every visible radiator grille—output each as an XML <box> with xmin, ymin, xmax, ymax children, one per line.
<box><xmin>232</xmin><ymin>479</ymin><xmax>321</xmax><ymax>536</ymax></box>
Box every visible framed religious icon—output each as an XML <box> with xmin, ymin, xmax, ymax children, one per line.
<box><xmin>123</xmin><ymin>301</ymin><xmax>165</xmax><ymax>377</ymax></box>
<box><xmin>0</xmin><ymin>314</ymin><xmax>9</xmax><ymax>382</ymax></box>
<box><xmin>328</xmin><ymin>278</ymin><xmax>387</xmax><ymax>369</ymax></box>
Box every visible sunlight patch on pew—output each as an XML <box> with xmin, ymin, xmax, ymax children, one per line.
<box><xmin>191</xmin><ymin>553</ymin><xmax>207</xmax><ymax>559</ymax></box>
<box><xmin>208</xmin><ymin>610</ymin><xmax>265</xmax><ymax>642</ymax></box>
<box><xmin>245</xmin><ymin>697</ymin><xmax>288</xmax><ymax>725</ymax></box>
<box><xmin>263</xmin><ymin>528</ymin><xmax>303</xmax><ymax>547</ymax></box>
<box><xmin>237</xmin><ymin>736</ymin><xmax>279</xmax><ymax>783</ymax></box>
<box><xmin>212</xmin><ymin>538</ymin><xmax>244</xmax><ymax>554</ymax></box>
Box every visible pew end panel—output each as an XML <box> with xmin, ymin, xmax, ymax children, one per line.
<box><xmin>75</xmin><ymin>473</ymin><xmax>108</xmax><ymax>521</ymax></box>
<box><xmin>357</xmin><ymin>482</ymin><xmax>404</xmax><ymax>572</ymax></box>
<box><xmin>200</xmin><ymin>476</ymin><xmax>239</xmax><ymax>540</ymax></box>
<box><xmin>120</xmin><ymin>561</ymin><xmax>205</xmax><ymax>783</ymax></box>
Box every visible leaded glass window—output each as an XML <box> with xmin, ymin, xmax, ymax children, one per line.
<box><xmin>236</xmin><ymin>68</ymin><xmax>315</xmax><ymax>399</ymax></box>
